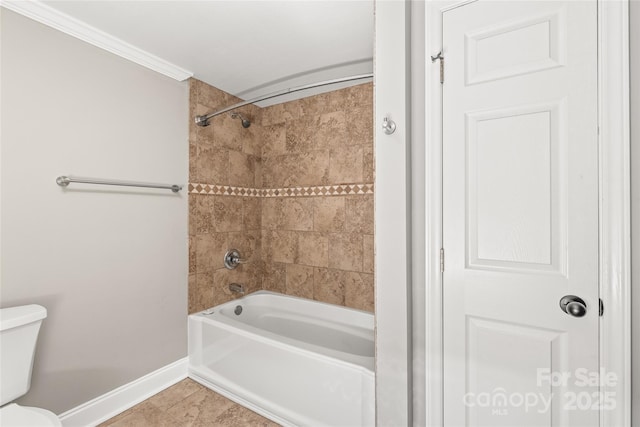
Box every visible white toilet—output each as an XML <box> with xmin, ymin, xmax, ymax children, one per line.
<box><xmin>0</xmin><ymin>305</ymin><xmax>62</xmax><ymax>426</ymax></box>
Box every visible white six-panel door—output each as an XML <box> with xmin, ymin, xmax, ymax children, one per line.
<box><xmin>443</xmin><ymin>1</ymin><xmax>599</xmax><ymax>426</ymax></box>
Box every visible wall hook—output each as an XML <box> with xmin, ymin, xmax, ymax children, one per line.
<box><xmin>382</xmin><ymin>116</ymin><xmax>396</xmax><ymax>135</ymax></box>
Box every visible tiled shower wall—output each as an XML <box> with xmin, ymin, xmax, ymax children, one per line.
<box><xmin>188</xmin><ymin>79</ymin><xmax>374</xmax><ymax>314</ymax></box>
<box><xmin>260</xmin><ymin>87</ymin><xmax>374</xmax><ymax>311</ymax></box>
<box><xmin>188</xmin><ymin>81</ymin><xmax>263</xmax><ymax>313</ymax></box>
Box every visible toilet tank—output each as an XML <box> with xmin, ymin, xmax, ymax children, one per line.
<box><xmin>0</xmin><ymin>305</ymin><xmax>47</xmax><ymax>406</ymax></box>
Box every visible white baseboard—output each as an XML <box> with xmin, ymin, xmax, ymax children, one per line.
<box><xmin>58</xmin><ymin>357</ymin><xmax>188</xmax><ymax>427</ymax></box>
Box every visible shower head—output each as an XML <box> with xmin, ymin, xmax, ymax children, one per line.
<box><xmin>229</xmin><ymin>112</ymin><xmax>251</xmax><ymax>128</ymax></box>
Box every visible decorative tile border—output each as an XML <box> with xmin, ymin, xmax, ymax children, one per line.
<box><xmin>188</xmin><ymin>183</ymin><xmax>374</xmax><ymax>197</ymax></box>
<box><xmin>263</xmin><ymin>183</ymin><xmax>374</xmax><ymax>197</ymax></box>
<box><xmin>188</xmin><ymin>184</ymin><xmax>262</xmax><ymax>197</ymax></box>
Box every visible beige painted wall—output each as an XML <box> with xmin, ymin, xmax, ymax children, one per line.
<box><xmin>631</xmin><ymin>0</ymin><xmax>639</xmax><ymax>422</ymax></box>
<box><xmin>0</xmin><ymin>10</ymin><xmax>189</xmax><ymax>414</ymax></box>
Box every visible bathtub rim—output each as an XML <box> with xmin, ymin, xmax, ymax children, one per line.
<box><xmin>206</xmin><ymin>290</ymin><xmax>375</xmax><ymax>317</ymax></box>
<box><xmin>189</xmin><ymin>290</ymin><xmax>375</xmax><ymax>373</ymax></box>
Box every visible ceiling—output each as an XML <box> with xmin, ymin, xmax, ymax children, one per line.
<box><xmin>37</xmin><ymin>1</ymin><xmax>374</xmax><ymax>106</ymax></box>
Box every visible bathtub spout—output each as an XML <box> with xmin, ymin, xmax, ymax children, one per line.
<box><xmin>229</xmin><ymin>283</ymin><xmax>245</xmax><ymax>295</ymax></box>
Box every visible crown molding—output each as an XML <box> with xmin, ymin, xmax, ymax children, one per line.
<box><xmin>0</xmin><ymin>0</ymin><xmax>193</xmax><ymax>81</ymax></box>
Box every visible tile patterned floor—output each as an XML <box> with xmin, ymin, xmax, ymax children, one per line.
<box><xmin>99</xmin><ymin>379</ymin><xmax>280</xmax><ymax>427</ymax></box>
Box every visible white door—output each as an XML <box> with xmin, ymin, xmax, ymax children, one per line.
<box><xmin>443</xmin><ymin>1</ymin><xmax>599</xmax><ymax>426</ymax></box>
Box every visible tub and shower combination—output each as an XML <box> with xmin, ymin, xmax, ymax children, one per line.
<box><xmin>188</xmin><ymin>291</ymin><xmax>375</xmax><ymax>426</ymax></box>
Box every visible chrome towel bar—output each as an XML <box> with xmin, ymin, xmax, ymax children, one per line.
<box><xmin>56</xmin><ymin>176</ymin><xmax>182</xmax><ymax>193</ymax></box>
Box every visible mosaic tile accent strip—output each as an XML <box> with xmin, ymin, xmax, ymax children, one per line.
<box><xmin>188</xmin><ymin>183</ymin><xmax>262</xmax><ymax>197</ymax></box>
<box><xmin>188</xmin><ymin>183</ymin><xmax>374</xmax><ymax>197</ymax></box>
<box><xmin>262</xmin><ymin>183</ymin><xmax>374</xmax><ymax>197</ymax></box>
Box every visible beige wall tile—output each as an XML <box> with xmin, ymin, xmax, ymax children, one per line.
<box><xmin>262</xmin><ymin>261</ymin><xmax>286</xmax><ymax>293</ymax></box>
<box><xmin>189</xmin><ymin>143</ymin><xmax>197</xmax><ymax>181</ymax></box>
<box><xmin>262</xmin><ymin>123</ymin><xmax>286</xmax><ymax>156</ymax></box>
<box><xmin>211</xmin><ymin>114</ymin><xmax>242</xmax><ymax>152</ymax></box>
<box><xmin>344</xmin><ymin>271</ymin><xmax>374</xmax><ymax>312</ymax></box>
<box><xmin>329</xmin><ymin>233</ymin><xmax>363</xmax><ymax>272</ymax></box>
<box><xmin>282</xmin><ymin>111</ymin><xmax>346</xmax><ymax>153</ymax></box>
<box><xmin>313</xmin><ymin>268</ymin><xmax>345</xmax><ymax>306</ymax></box>
<box><xmin>188</xmin><ymin>274</ymin><xmax>198</xmax><ymax>314</ymax></box>
<box><xmin>195</xmin><ymin>273</ymin><xmax>215</xmax><ymax>312</ymax></box>
<box><xmin>194</xmin><ymin>195</ymin><xmax>213</xmax><ymax>234</ymax></box>
<box><xmin>195</xmin><ymin>233</ymin><xmax>229</xmax><ymax>273</ymax></box>
<box><xmin>262</xmin><ymin>198</ymin><xmax>313</xmax><ymax>231</ymax></box>
<box><xmin>196</xmin><ymin>120</ymin><xmax>215</xmax><ymax>146</ymax></box>
<box><xmin>196</xmin><ymin>79</ymin><xmax>232</xmax><ymax>110</ymax></box>
<box><xmin>228</xmin><ymin>150</ymin><xmax>255</xmax><ymax>188</ymax></box>
<box><xmin>285</xmin><ymin>264</ymin><xmax>314</xmax><ymax>299</ymax></box>
<box><xmin>211</xmin><ymin>268</ymin><xmax>234</xmax><ymax>306</ymax></box>
<box><xmin>228</xmin><ymin>230</ymin><xmax>260</xmax><ymax>263</ymax></box>
<box><xmin>316</xmin><ymin>111</ymin><xmax>348</xmax><ymax>148</ymax></box>
<box><xmin>236</xmin><ymin>112</ymin><xmax>260</xmax><ymax>157</ymax></box>
<box><xmin>263</xmin><ymin>150</ymin><xmax>330</xmax><ymax>187</ymax></box>
<box><xmin>188</xmin><ymin>236</ymin><xmax>196</xmax><ymax>274</ymax></box>
<box><xmin>260</xmin><ymin>157</ymin><xmax>275</xmax><ymax>188</ymax></box>
<box><xmin>285</xmin><ymin>118</ymin><xmax>315</xmax><ymax>153</ymax></box>
<box><xmin>189</xmin><ymin>195</ymin><xmax>197</xmax><ymax>236</ymax></box>
<box><xmin>196</xmin><ymin>144</ymin><xmax>229</xmax><ymax>185</ymax></box>
<box><xmin>212</xmin><ymin>196</ymin><xmax>243</xmax><ymax>232</ymax></box>
<box><xmin>261</xmin><ymin>230</ymin><xmax>272</xmax><ymax>262</ymax></box>
<box><xmin>296</xmin><ymin>232</ymin><xmax>329</xmax><ymax>267</ymax></box>
<box><xmin>193</xmin><ymin>101</ymin><xmax>214</xmax><ymax>147</ymax></box>
<box><xmin>193</xmin><ymin>102</ymin><xmax>210</xmax><ymax>118</ymax></box>
<box><xmin>189</xmin><ymin>79</ymin><xmax>375</xmax><ymax>312</ymax></box>
<box><xmin>345</xmin><ymin>195</ymin><xmax>374</xmax><ymax>234</ymax></box>
<box><xmin>281</xmin><ymin>198</ymin><xmax>313</xmax><ymax>230</ymax></box>
<box><xmin>243</xmin><ymin>197</ymin><xmax>262</xmax><ymax>230</ymax></box>
<box><xmin>261</xmin><ymin>198</ymin><xmax>280</xmax><ymax>230</ymax></box>
<box><xmin>253</xmin><ymin>156</ymin><xmax>263</xmax><ymax>188</ymax></box>
<box><xmin>310</xmin><ymin>90</ymin><xmax>346</xmax><ymax>115</ymax></box>
<box><xmin>345</xmin><ymin>82</ymin><xmax>373</xmax><ymax>110</ymax></box>
<box><xmin>189</xmin><ymin>80</ymin><xmax>198</xmax><ymax>143</ymax></box>
<box><xmin>283</xmin><ymin>98</ymin><xmax>305</xmax><ymax>121</ymax></box>
<box><xmin>263</xmin><ymin>229</ymin><xmax>298</xmax><ymax>264</ymax></box>
<box><xmin>240</xmin><ymin>119</ymin><xmax>260</xmax><ymax>156</ymax></box>
<box><xmin>313</xmin><ymin>197</ymin><xmax>346</xmax><ymax>232</ymax></box>
<box><xmin>363</xmin><ymin>234</ymin><xmax>374</xmax><ymax>274</ymax></box>
<box><xmin>329</xmin><ymin>146</ymin><xmax>363</xmax><ymax>183</ymax></box>
<box><xmin>363</xmin><ymin>144</ymin><xmax>374</xmax><ymax>182</ymax></box>
<box><xmin>261</xmin><ymin>103</ymin><xmax>288</xmax><ymax>127</ymax></box>
<box><xmin>246</xmin><ymin>105</ymin><xmax>263</xmax><ymax>156</ymax></box>
<box><xmin>299</xmin><ymin>94</ymin><xmax>324</xmax><ymax>117</ymax></box>
<box><xmin>236</xmin><ymin>263</ymin><xmax>262</xmax><ymax>295</ymax></box>
<box><xmin>347</xmin><ymin>106</ymin><xmax>373</xmax><ymax>146</ymax></box>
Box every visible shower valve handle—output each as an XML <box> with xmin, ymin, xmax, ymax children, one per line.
<box><xmin>224</xmin><ymin>249</ymin><xmax>247</xmax><ymax>270</ymax></box>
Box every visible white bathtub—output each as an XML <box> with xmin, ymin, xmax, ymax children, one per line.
<box><xmin>188</xmin><ymin>291</ymin><xmax>375</xmax><ymax>426</ymax></box>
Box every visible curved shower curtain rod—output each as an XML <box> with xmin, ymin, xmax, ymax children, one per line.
<box><xmin>194</xmin><ymin>73</ymin><xmax>374</xmax><ymax>127</ymax></box>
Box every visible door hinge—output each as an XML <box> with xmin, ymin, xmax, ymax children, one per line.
<box><xmin>599</xmin><ymin>298</ymin><xmax>604</xmax><ymax>317</ymax></box>
<box><xmin>431</xmin><ymin>51</ymin><xmax>444</xmax><ymax>84</ymax></box>
<box><xmin>440</xmin><ymin>248</ymin><xmax>445</xmax><ymax>273</ymax></box>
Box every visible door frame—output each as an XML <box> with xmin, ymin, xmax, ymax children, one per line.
<box><xmin>422</xmin><ymin>1</ymin><xmax>631</xmax><ymax>425</ymax></box>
